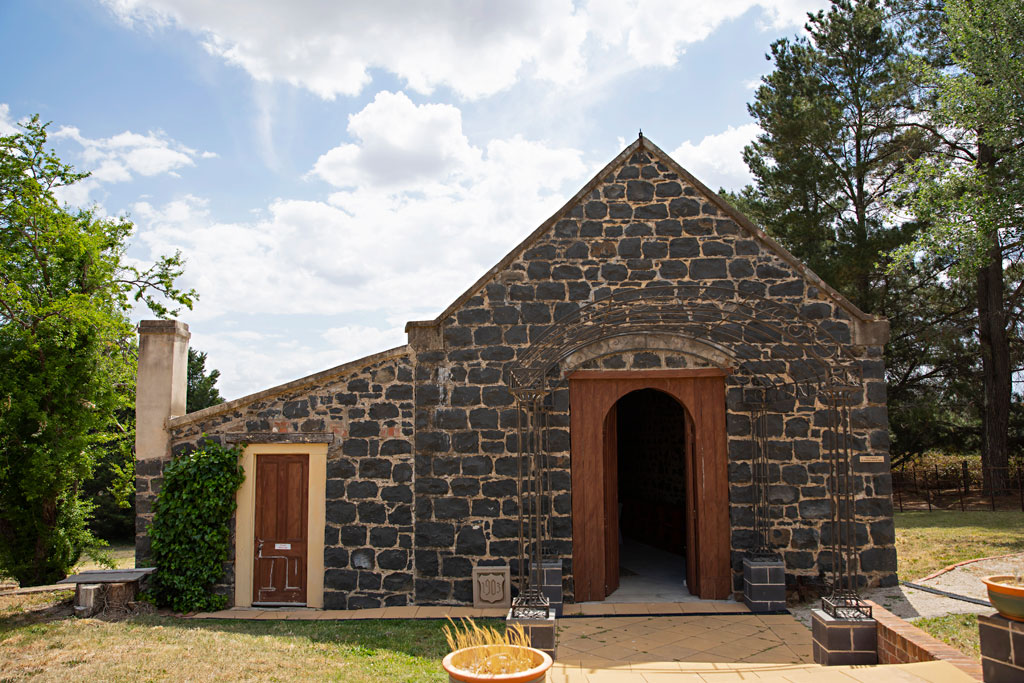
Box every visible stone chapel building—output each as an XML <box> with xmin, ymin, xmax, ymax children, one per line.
<box><xmin>134</xmin><ymin>136</ymin><xmax>896</xmax><ymax>610</ymax></box>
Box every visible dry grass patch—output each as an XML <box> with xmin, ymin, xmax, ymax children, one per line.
<box><xmin>1</xmin><ymin>605</ymin><xmax>498</xmax><ymax>682</ymax></box>
<box><xmin>895</xmin><ymin>510</ymin><xmax>1024</xmax><ymax>581</ymax></box>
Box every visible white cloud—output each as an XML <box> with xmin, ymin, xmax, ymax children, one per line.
<box><xmin>103</xmin><ymin>0</ymin><xmax>825</xmax><ymax>100</ymax></box>
<box><xmin>130</xmin><ymin>92</ymin><xmax>590</xmax><ymax>398</ymax></box>
<box><xmin>0</xmin><ymin>104</ymin><xmax>18</xmax><ymax>135</ymax></box>
<box><xmin>54</xmin><ymin>126</ymin><xmax>203</xmax><ymax>179</ymax></box>
<box><xmin>671</xmin><ymin>123</ymin><xmax>761</xmax><ymax>192</ymax></box>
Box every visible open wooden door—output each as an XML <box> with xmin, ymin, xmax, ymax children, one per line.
<box><xmin>602</xmin><ymin>406</ymin><xmax>619</xmax><ymax>597</ymax></box>
<box><xmin>569</xmin><ymin>369</ymin><xmax>732</xmax><ymax>602</ymax></box>
<box><xmin>253</xmin><ymin>454</ymin><xmax>309</xmax><ymax>605</ymax></box>
<box><xmin>684</xmin><ymin>409</ymin><xmax>700</xmax><ymax>593</ymax></box>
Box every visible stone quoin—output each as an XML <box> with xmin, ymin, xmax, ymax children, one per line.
<box><xmin>135</xmin><ymin>136</ymin><xmax>895</xmax><ymax>610</ymax></box>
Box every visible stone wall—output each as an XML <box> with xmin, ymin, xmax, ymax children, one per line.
<box><xmin>407</xmin><ymin>143</ymin><xmax>895</xmax><ymax>604</ymax></box>
<box><xmin>156</xmin><ymin>347</ymin><xmax>416</xmax><ymax>609</ymax></box>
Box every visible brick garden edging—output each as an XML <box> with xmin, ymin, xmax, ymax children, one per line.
<box><xmin>866</xmin><ymin>600</ymin><xmax>982</xmax><ymax>680</ymax></box>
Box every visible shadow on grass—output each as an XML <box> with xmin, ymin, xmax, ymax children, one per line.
<box><xmin>132</xmin><ymin>615</ymin><xmax>505</xmax><ymax>661</ymax></box>
<box><xmin>895</xmin><ymin>510</ymin><xmax>1024</xmax><ymax>532</ymax></box>
<box><xmin>0</xmin><ymin>591</ymin><xmax>75</xmax><ymax>631</ymax></box>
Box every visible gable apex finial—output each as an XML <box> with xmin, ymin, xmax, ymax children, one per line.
<box><xmin>638</xmin><ymin>128</ymin><xmax>643</xmax><ymax>140</ymax></box>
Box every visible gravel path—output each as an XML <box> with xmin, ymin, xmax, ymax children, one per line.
<box><xmin>790</xmin><ymin>552</ymin><xmax>1024</xmax><ymax>627</ymax></box>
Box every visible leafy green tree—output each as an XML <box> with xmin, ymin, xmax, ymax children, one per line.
<box><xmin>741</xmin><ymin>0</ymin><xmax>935</xmax><ymax>313</ymax></box>
<box><xmin>733</xmin><ymin>0</ymin><xmax>982</xmax><ymax>467</ymax></box>
<box><xmin>0</xmin><ymin>116</ymin><xmax>194</xmax><ymax>585</ymax></box>
<box><xmin>187</xmin><ymin>348</ymin><xmax>224</xmax><ymax>412</ymax></box>
<box><xmin>892</xmin><ymin>0</ymin><xmax>1024</xmax><ymax>491</ymax></box>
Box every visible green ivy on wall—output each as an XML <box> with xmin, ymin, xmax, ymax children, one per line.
<box><xmin>148</xmin><ymin>439</ymin><xmax>245</xmax><ymax>612</ymax></box>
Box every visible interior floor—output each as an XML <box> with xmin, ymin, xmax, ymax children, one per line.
<box><xmin>604</xmin><ymin>537</ymin><xmax>698</xmax><ymax>603</ymax></box>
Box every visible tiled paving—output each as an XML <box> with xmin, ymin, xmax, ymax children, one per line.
<box><xmin>190</xmin><ymin>601</ymin><xmax>977</xmax><ymax>682</ymax></box>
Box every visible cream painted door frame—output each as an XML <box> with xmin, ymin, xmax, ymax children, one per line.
<box><xmin>235</xmin><ymin>443</ymin><xmax>327</xmax><ymax>608</ymax></box>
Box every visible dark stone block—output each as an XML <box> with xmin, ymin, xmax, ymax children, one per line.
<box><xmin>340</xmin><ymin>525</ymin><xmax>367</xmax><ymax>546</ymax></box>
<box><xmin>358</xmin><ymin>501</ymin><xmax>386</xmax><ymax>524</ymax></box>
<box><xmin>434</xmin><ymin>498</ymin><xmax>470</xmax><ymax>519</ymax></box>
<box><xmin>669</xmin><ymin>197</ymin><xmax>700</xmax><ymax>217</ymax></box>
<box><xmin>385</xmin><ymin>384</ymin><xmax>413</xmax><ymax>401</ymax></box>
<box><xmin>384</xmin><ymin>572</ymin><xmax>413</xmax><ymax>592</ymax></box>
<box><xmin>327</xmin><ymin>500</ymin><xmax>357</xmax><ymax>524</ymax></box>
<box><xmin>635</xmin><ymin>204</ymin><xmax>668</xmax><ymax>220</ymax></box>
<box><xmin>601</xmin><ymin>263</ymin><xmax>628</xmax><ymax>281</ymax></box>
<box><xmin>377</xmin><ymin>549</ymin><xmax>408</xmax><ymax>570</ymax></box>
<box><xmin>350</xmin><ymin>421</ymin><xmax>380</xmax><ymax>438</ymax></box>
<box><xmin>415</xmin><ymin>431</ymin><xmax>449</xmax><ymax>453</ymax></box>
<box><xmin>859</xmin><ymin>547</ymin><xmax>897</xmax><ymax>572</ymax></box>
<box><xmin>482</xmin><ymin>479</ymin><xmax>517</xmax><ymax>498</ymax></box>
<box><xmin>416</xmin><ymin>522</ymin><xmax>455</xmax><ymax>547</ymax></box>
<box><xmin>626</xmin><ymin>180</ymin><xmax>654</xmax><ymax>201</ymax></box>
<box><xmin>324</xmin><ymin>545</ymin><xmax>349</xmax><ymax>568</ymax></box>
<box><xmin>655</xmin><ymin>181</ymin><xmax>682</xmax><ymax>197</ymax></box>
<box><xmin>416</xmin><ymin>578</ymin><xmax>450</xmax><ymax>602</ymax></box>
<box><xmin>359</xmin><ymin>458</ymin><xmax>392</xmax><ymax>479</ymax></box>
<box><xmin>642</xmin><ymin>241</ymin><xmax>668</xmax><ymax>259</ymax></box>
<box><xmin>456</xmin><ymin>526</ymin><xmax>486</xmax><ymax>555</ymax></box>
<box><xmin>659</xmin><ymin>261</ymin><xmax>687</xmax><ymax>279</ymax></box>
<box><xmin>347</xmin><ymin>480</ymin><xmax>378</xmax><ymax>499</ymax></box>
<box><xmin>342</xmin><ymin>439</ymin><xmax>369</xmax><ymax>458</ymax></box>
<box><xmin>325</xmin><ymin>569</ymin><xmax>357</xmax><ymax>591</ymax></box>
<box><xmin>323</xmin><ymin>591</ymin><xmax>347</xmax><ymax>609</ymax></box>
<box><xmin>370</xmin><ymin>527</ymin><xmax>398</xmax><ymax>548</ymax></box>
<box><xmin>450</xmin><ymin>477</ymin><xmax>479</xmax><ymax>497</ymax></box>
<box><xmin>381</xmin><ymin>439</ymin><xmax>412</xmax><ymax>456</ymax></box>
<box><xmin>668</xmin><ymin>238</ymin><xmax>699</xmax><ymax>258</ymax></box>
<box><xmin>689</xmin><ymin>258</ymin><xmax>728</xmax><ymax>279</ymax></box>
<box><xmin>799</xmin><ymin>499</ymin><xmax>831</xmax><ymax>519</ymax></box>
<box><xmin>282</xmin><ymin>400</ymin><xmax>309</xmax><ymax>418</ymax></box>
<box><xmin>327</xmin><ymin>459</ymin><xmax>357</xmax><ymax>479</ymax></box>
<box><xmin>584</xmin><ymin>201</ymin><xmax>608</xmax><ymax>219</ymax></box>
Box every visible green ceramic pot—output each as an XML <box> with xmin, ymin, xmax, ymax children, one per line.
<box><xmin>982</xmin><ymin>575</ymin><xmax>1024</xmax><ymax>622</ymax></box>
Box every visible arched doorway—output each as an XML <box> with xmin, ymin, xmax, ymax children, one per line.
<box><xmin>569</xmin><ymin>369</ymin><xmax>731</xmax><ymax>601</ymax></box>
<box><xmin>610</xmin><ymin>389</ymin><xmax>690</xmax><ymax>600</ymax></box>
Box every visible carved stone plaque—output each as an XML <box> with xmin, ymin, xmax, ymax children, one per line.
<box><xmin>472</xmin><ymin>565</ymin><xmax>511</xmax><ymax>609</ymax></box>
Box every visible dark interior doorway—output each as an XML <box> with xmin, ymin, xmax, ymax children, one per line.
<box><xmin>617</xmin><ymin>389</ymin><xmax>688</xmax><ymax>557</ymax></box>
<box><xmin>606</xmin><ymin>388</ymin><xmax>691</xmax><ymax>600</ymax></box>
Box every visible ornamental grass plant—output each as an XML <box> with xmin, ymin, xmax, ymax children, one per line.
<box><xmin>442</xmin><ymin>617</ymin><xmax>534</xmax><ymax>675</ymax></box>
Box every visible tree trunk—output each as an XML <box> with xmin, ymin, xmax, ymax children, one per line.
<box><xmin>977</xmin><ymin>141</ymin><xmax>1012</xmax><ymax>496</ymax></box>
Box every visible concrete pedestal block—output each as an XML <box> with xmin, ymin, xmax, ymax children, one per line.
<box><xmin>979</xmin><ymin>612</ymin><xmax>1024</xmax><ymax>682</ymax></box>
<box><xmin>742</xmin><ymin>557</ymin><xmax>785</xmax><ymax>612</ymax></box>
<box><xmin>811</xmin><ymin>608</ymin><xmax>877</xmax><ymax>666</ymax></box>
<box><xmin>507</xmin><ymin>608</ymin><xmax>556</xmax><ymax>661</ymax></box>
<box><xmin>538</xmin><ymin>560</ymin><xmax>563</xmax><ymax>617</ymax></box>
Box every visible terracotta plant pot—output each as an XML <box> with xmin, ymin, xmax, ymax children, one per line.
<box><xmin>982</xmin><ymin>575</ymin><xmax>1024</xmax><ymax>622</ymax></box>
<box><xmin>442</xmin><ymin>645</ymin><xmax>553</xmax><ymax>683</ymax></box>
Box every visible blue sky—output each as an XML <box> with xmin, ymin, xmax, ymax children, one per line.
<box><xmin>1</xmin><ymin>0</ymin><xmax>827</xmax><ymax>399</ymax></box>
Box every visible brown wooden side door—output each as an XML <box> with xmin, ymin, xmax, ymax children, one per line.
<box><xmin>253</xmin><ymin>454</ymin><xmax>308</xmax><ymax>604</ymax></box>
<box><xmin>602</xmin><ymin>406</ymin><xmax>619</xmax><ymax>597</ymax></box>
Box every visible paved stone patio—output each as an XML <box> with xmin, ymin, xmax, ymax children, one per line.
<box><xmin>191</xmin><ymin>601</ymin><xmax>977</xmax><ymax>681</ymax></box>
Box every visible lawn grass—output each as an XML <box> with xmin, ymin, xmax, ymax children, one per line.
<box><xmin>75</xmin><ymin>541</ymin><xmax>136</xmax><ymax>572</ymax></box>
<box><xmin>0</xmin><ymin>591</ymin><xmax>492</xmax><ymax>682</ymax></box>
<box><xmin>894</xmin><ymin>510</ymin><xmax>1024</xmax><ymax>581</ymax></box>
<box><xmin>912</xmin><ymin>613</ymin><xmax>980</xmax><ymax>660</ymax></box>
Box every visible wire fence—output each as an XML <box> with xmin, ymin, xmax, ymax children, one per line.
<box><xmin>892</xmin><ymin>461</ymin><xmax>1024</xmax><ymax>512</ymax></box>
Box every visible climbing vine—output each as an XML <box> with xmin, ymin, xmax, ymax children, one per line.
<box><xmin>148</xmin><ymin>440</ymin><xmax>244</xmax><ymax>612</ymax></box>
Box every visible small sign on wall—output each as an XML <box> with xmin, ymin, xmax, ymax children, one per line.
<box><xmin>859</xmin><ymin>455</ymin><xmax>885</xmax><ymax>464</ymax></box>
<box><xmin>274</xmin><ymin>543</ymin><xmax>292</xmax><ymax>550</ymax></box>
<box><xmin>472</xmin><ymin>565</ymin><xmax>511</xmax><ymax>609</ymax></box>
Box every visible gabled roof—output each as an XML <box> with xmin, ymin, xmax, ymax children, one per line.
<box><xmin>405</xmin><ymin>135</ymin><xmax>888</xmax><ymax>346</ymax></box>
<box><xmin>167</xmin><ymin>345</ymin><xmax>410</xmax><ymax>430</ymax></box>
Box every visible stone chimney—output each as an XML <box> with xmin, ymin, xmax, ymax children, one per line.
<box><xmin>134</xmin><ymin>320</ymin><xmax>190</xmax><ymax>564</ymax></box>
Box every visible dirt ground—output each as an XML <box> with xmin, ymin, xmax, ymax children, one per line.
<box><xmin>790</xmin><ymin>552</ymin><xmax>1023</xmax><ymax>627</ymax></box>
